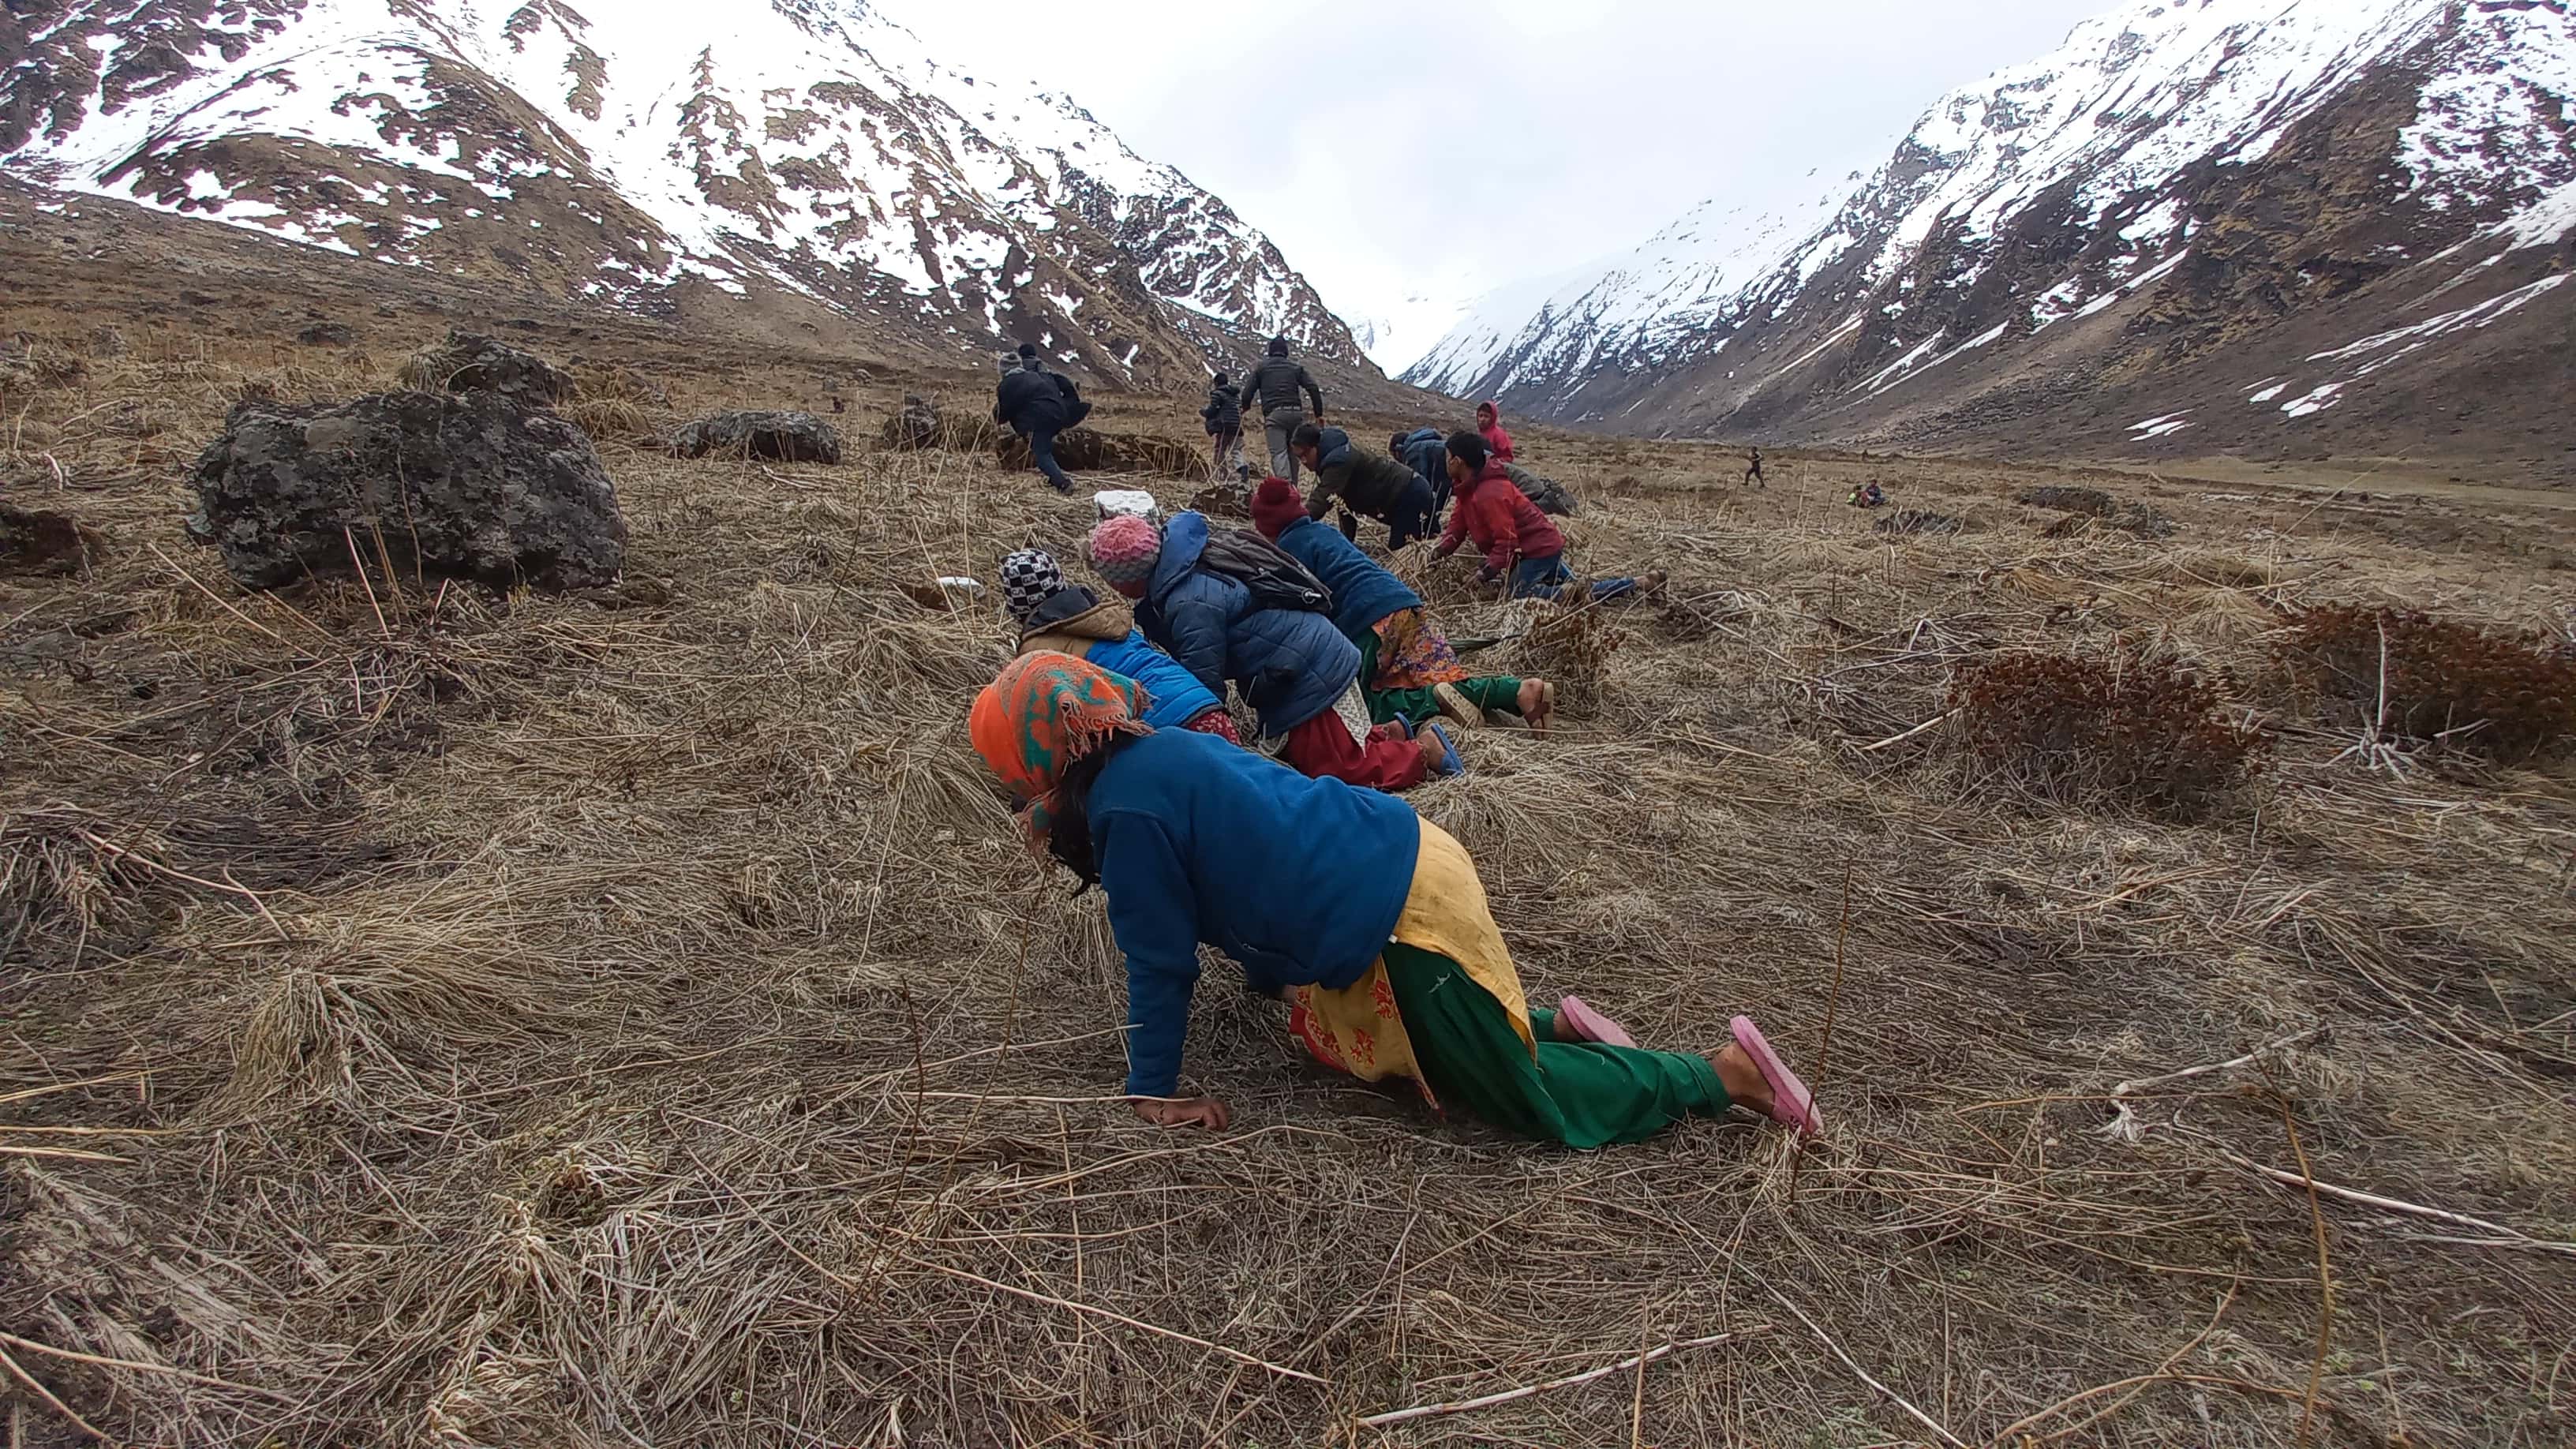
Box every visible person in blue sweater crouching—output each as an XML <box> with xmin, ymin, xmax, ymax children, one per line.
<box><xmin>967</xmin><ymin>650</ymin><xmax>1825</xmax><ymax>1145</ymax></box>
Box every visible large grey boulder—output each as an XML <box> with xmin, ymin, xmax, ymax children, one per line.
<box><xmin>670</xmin><ymin>410</ymin><xmax>842</xmax><ymax>464</ymax></box>
<box><xmin>399</xmin><ymin>329</ymin><xmax>575</xmax><ymax>410</ymax></box>
<box><xmin>190</xmin><ymin>391</ymin><xmax>627</xmax><ymax>591</ymax></box>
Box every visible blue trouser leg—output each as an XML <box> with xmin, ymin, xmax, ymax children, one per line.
<box><xmin>1386</xmin><ymin>477</ymin><xmax>1436</xmax><ymax>550</ymax></box>
<box><xmin>1509</xmin><ymin>555</ymin><xmax>1567</xmax><ymax>601</ymax></box>
<box><xmin>1511</xmin><ymin>554</ymin><xmax>1637</xmax><ymax>602</ymax></box>
<box><xmin>1028</xmin><ymin>428</ymin><xmax>1073</xmax><ymax>491</ymax></box>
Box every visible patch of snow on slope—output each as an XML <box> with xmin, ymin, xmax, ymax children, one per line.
<box><xmin>2305</xmin><ymin>274</ymin><xmax>2570</xmax><ymax>376</ymax></box>
<box><xmin>2398</xmin><ymin>2</ymin><xmax>2576</xmax><ymax>225</ymax></box>
<box><xmin>2281</xmin><ymin>383</ymin><xmax>2343</xmax><ymax>419</ymax></box>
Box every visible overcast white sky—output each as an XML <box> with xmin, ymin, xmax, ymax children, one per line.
<box><xmin>886</xmin><ymin>0</ymin><xmax>2114</xmax><ymax>369</ymax></box>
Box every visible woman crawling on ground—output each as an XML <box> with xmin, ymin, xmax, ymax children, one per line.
<box><xmin>968</xmin><ymin>651</ymin><xmax>1823</xmax><ymax>1144</ymax></box>
<box><xmin>1249</xmin><ymin>476</ymin><xmax>1555</xmax><ymax>736</ymax></box>
<box><xmin>1088</xmin><ymin>509</ymin><xmax>1458</xmax><ymax>792</ymax></box>
<box><xmin>999</xmin><ymin>547</ymin><xmax>1243</xmax><ymax>743</ymax></box>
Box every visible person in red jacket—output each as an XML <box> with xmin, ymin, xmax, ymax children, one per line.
<box><xmin>1433</xmin><ymin>432</ymin><xmax>1662</xmax><ymax>602</ymax></box>
<box><xmin>1474</xmin><ymin>401</ymin><xmax>1515</xmax><ymax>464</ymax></box>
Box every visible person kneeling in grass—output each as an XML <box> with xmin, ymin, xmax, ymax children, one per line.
<box><xmin>1249</xmin><ymin>477</ymin><xmax>1553</xmax><ymax>735</ymax></box>
<box><xmin>968</xmin><ymin>651</ymin><xmax>1825</xmax><ymax>1144</ymax></box>
<box><xmin>1436</xmin><ymin>432</ymin><xmax>1664</xmax><ymax>602</ymax></box>
<box><xmin>1088</xmin><ymin>510</ymin><xmax>1459</xmax><ymax>792</ymax></box>
<box><xmin>1000</xmin><ymin>548</ymin><xmax>1244</xmax><ymax>743</ymax></box>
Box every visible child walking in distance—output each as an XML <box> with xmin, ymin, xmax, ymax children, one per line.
<box><xmin>968</xmin><ymin>652</ymin><xmax>1825</xmax><ymax>1142</ymax></box>
<box><xmin>1086</xmin><ymin>511</ymin><xmax>1458</xmax><ymax>792</ymax></box>
<box><xmin>1745</xmin><ymin>447</ymin><xmax>1768</xmax><ymax>488</ymax></box>
<box><xmin>1000</xmin><ymin>549</ymin><xmax>1241</xmax><ymax>743</ymax></box>
<box><xmin>1250</xmin><ymin>478</ymin><xmax>1552</xmax><ymax>734</ymax></box>
<box><xmin>1435</xmin><ymin>432</ymin><xmax>1663</xmax><ymax>602</ymax></box>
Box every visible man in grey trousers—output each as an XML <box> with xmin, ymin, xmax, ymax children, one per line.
<box><xmin>1241</xmin><ymin>335</ymin><xmax>1325</xmax><ymax>483</ymax></box>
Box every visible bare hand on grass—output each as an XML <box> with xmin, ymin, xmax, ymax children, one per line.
<box><xmin>1132</xmin><ymin>1096</ymin><xmax>1230</xmax><ymax>1129</ymax></box>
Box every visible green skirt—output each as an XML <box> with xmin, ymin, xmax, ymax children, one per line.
<box><xmin>1382</xmin><ymin>942</ymin><xmax>1729</xmax><ymax>1148</ymax></box>
<box><xmin>1357</xmin><ymin>627</ymin><xmax>1524</xmax><ymax>729</ymax></box>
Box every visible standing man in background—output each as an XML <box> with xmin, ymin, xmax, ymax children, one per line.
<box><xmin>1245</xmin><ymin>336</ymin><xmax>1325</xmax><ymax>483</ymax></box>
<box><xmin>995</xmin><ymin>342</ymin><xmax>1088</xmax><ymax>494</ymax></box>
<box><xmin>1744</xmin><ymin>447</ymin><xmax>1768</xmax><ymax>488</ymax></box>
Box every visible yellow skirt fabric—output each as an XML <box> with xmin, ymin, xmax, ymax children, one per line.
<box><xmin>1286</xmin><ymin>817</ymin><xmax>1535</xmax><ymax>1103</ymax></box>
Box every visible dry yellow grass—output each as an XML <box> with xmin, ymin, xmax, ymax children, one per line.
<box><xmin>2</xmin><ymin>319</ymin><xmax>2573</xmax><ymax>1449</ymax></box>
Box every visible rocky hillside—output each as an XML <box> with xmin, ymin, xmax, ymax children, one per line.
<box><xmin>1409</xmin><ymin>0</ymin><xmax>2576</xmax><ymax>477</ymax></box>
<box><xmin>0</xmin><ymin>0</ymin><xmax>1367</xmax><ymax>390</ymax></box>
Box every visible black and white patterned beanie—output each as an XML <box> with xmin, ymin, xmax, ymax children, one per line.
<box><xmin>999</xmin><ymin>549</ymin><xmax>1065</xmax><ymax>627</ymax></box>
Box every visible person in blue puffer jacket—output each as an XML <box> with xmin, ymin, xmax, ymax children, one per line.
<box><xmin>998</xmin><ymin>549</ymin><xmax>1245</xmax><ymax>743</ymax></box>
<box><xmin>1087</xmin><ymin>510</ymin><xmax>1447</xmax><ymax>792</ymax></box>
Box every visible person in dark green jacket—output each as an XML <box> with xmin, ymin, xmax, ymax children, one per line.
<box><xmin>1290</xmin><ymin>423</ymin><xmax>1438</xmax><ymax>549</ymax></box>
<box><xmin>966</xmin><ymin>650</ymin><xmax>1826</xmax><ymax>1144</ymax></box>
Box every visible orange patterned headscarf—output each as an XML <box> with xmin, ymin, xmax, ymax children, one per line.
<box><xmin>969</xmin><ymin>652</ymin><xmax>1155</xmax><ymax>844</ymax></box>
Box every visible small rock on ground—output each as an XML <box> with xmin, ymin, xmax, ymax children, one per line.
<box><xmin>671</xmin><ymin>410</ymin><xmax>843</xmax><ymax>464</ymax></box>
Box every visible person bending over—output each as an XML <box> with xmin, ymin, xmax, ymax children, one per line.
<box><xmin>1251</xmin><ymin>477</ymin><xmax>1552</xmax><ymax>734</ymax></box>
<box><xmin>1001</xmin><ymin>548</ymin><xmax>1242</xmax><ymax>743</ymax></box>
<box><xmin>1435</xmin><ymin>432</ymin><xmax>1663</xmax><ymax>602</ymax></box>
<box><xmin>993</xmin><ymin>342</ymin><xmax>1088</xmax><ymax>494</ymax></box>
<box><xmin>968</xmin><ymin>652</ymin><xmax>1825</xmax><ymax>1143</ymax></box>
<box><xmin>1086</xmin><ymin>511</ymin><xmax>1458</xmax><ymax>792</ymax></box>
<box><xmin>1291</xmin><ymin>422</ymin><xmax>1439</xmax><ymax>549</ymax></box>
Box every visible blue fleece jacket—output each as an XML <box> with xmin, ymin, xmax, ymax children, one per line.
<box><xmin>1269</xmin><ymin>516</ymin><xmax>1424</xmax><ymax>645</ymax></box>
<box><xmin>1085</xmin><ymin>727</ymin><xmax>1421</xmax><ymax>1097</ymax></box>
<box><xmin>1135</xmin><ymin>511</ymin><xmax>1358</xmax><ymax>737</ymax></box>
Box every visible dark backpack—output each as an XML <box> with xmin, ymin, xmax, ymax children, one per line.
<box><xmin>1195</xmin><ymin>528</ymin><xmax>1334</xmax><ymax>615</ymax></box>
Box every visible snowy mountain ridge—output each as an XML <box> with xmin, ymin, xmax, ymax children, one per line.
<box><xmin>2</xmin><ymin>0</ymin><xmax>1365</xmax><ymax>381</ymax></box>
<box><xmin>1406</xmin><ymin>0</ymin><xmax>2575</xmax><ymax>463</ymax></box>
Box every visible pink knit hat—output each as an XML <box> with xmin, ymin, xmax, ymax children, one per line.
<box><xmin>1087</xmin><ymin>513</ymin><xmax>1163</xmax><ymax>595</ymax></box>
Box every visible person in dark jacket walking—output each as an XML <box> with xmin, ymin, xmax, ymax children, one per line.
<box><xmin>1200</xmin><ymin>373</ymin><xmax>1245</xmax><ymax>484</ymax></box>
<box><xmin>1436</xmin><ymin>432</ymin><xmax>1662</xmax><ymax>602</ymax></box>
<box><xmin>1252</xmin><ymin>478</ymin><xmax>1552</xmax><ymax>733</ymax></box>
<box><xmin>1086</xmin><ymin>511</ymin><xmax>1452</xmax><ymax>792</ymax></box>
<box><xmin>966</xmin><ymin>651</ymin><xmax>1825</xmax><ymax>1142</ymax></box>
<box><xmin>1744</xmin><ymin>447</ymin><xmax>1767</xmax><ymax>489</ymax></box>
<box><xmin>1290</xmin><ymin>423</ymin><xmax>1438</xmax><ymax>549</ymax></box>
<box><xmin>994</xmin><ymin>342</ymin><xmax>1088</xmax><ymax>493</ymax></box>
<box><xmin>1393</xmin><ymin>427</ymin><xmax>1453</xmax><ymax>515</ymax></box>
<box><xmin>1243</xmin><ymin>337</ymin><xmax>1325</xmax><ymax>483</ymax></box>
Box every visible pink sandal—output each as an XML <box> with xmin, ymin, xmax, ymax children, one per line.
<box><xmin>1555</xmin><ymin>995</ymin><xmax>1637</xmax><ymax>1049</ymax></box>
<box><xmin>1730</xmin><ymin>1015</ymin><xmax>1823</xmax><ymax>1138</ymax></box>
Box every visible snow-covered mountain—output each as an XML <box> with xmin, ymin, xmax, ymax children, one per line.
<box><xmin>1407</xmin><ymin>0</ymin><xmax>2576</xmax><ymax>466</ymax></box>
<box><xmin>0</xmin><ymin>0</ymin><xmax>1367</xmax><ymax>385</ymax></box>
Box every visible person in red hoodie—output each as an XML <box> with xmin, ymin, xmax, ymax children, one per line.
<box><xmin>1474</xmin><ymin>401</ymin><xmax>1515</xmax><ymax>463</ymax></box>
<box><xmin>1433</xmin><ymin>432</ymin><xmax>1662</xmax><ymax>602</ymax></box>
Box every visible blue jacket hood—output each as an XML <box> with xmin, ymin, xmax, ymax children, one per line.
<box><xmin>1144</xmin><ymin>510</ymin><xmax>1212</xmax><ymax>609</ymax></box>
